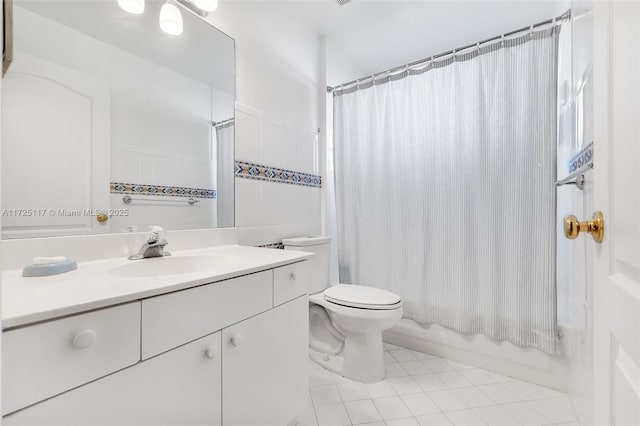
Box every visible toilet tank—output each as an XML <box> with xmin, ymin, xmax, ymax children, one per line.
<box><xmin>282</xmin><ymin>236</ymin><xmax>331</xmax><ymax>294</ymax></box>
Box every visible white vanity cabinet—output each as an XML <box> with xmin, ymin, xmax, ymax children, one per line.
<box><xmin>4</xmin><ymin>331</ymin><xmax>223</xmax><ymax>426</ymax></box>
<box><xmin>223</xmin><ymin>295</ymin><xmax>308</xmax><ymax>425</ymax></box>
<box><xmin>2</xmin><ymin>259</ymin><xmax>310</xmax><ymax>426</ymax></box>
<box><xmin>141</xmin><ymin>270</ymin><xmax>273</xmax><ymax>359</ymax></box>
<box><xmin>2</xmin><ymin>302</ymin><xmax>142</xmax><ymax>416</ymax></box>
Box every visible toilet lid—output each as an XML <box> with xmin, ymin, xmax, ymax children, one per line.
<box><xmin>324</xmin><ymin>284</ymin><xmax>402</xmax><ymax>310</ymax></box>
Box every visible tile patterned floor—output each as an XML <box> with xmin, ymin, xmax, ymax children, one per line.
<box><xmin>299</xmin><ymin>343</ymin><xmax>579</xmax><ymax>426</ymax></box>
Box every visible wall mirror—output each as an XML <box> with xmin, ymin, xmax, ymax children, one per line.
<box><xmin>1</xmin><ymin>0</ymin><xmax>235</xmax><ymax>239</ymax></box>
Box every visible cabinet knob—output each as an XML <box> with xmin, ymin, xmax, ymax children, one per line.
<box><xmin>231</xmin><ymin>334</ymin><xmax>244</xmax><ymax>347</ymax></box>
<box><xmin>289</xmin><ymin>272</ymin><xmax>296</xmax><ymax>280</ymax></box>
<box><xmin>72</xmin><ymin>330</ymin><xmax>96</xmax><ymax>350</ymax></box>
<box><xmin>205</xmin><ymin>345</ymin><xmax>219</xmax><ymax>360</ymax></box>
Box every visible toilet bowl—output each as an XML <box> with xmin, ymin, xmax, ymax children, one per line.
<box><xmin>309</xmin><ymin>285</ymin><xmax>403</xmax><ymax>383</ymax></box>
<box><xmin>283</xmin><ymin>237</ymin><xmax>403</xmax><ymax>383</ymax></box>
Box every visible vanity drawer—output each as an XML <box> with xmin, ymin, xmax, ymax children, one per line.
<box><xmin>141</xmin><ymin>270</ymin><xmax>272</xmax><ymax>359</ymax></box>
<box><xmin>273</xmin><ymin>261</ymin><xmax>309</xmax><ymax>306</ymax></box>
<box><xmin>2</xmin><ymin>302</ymin><xmax>141</xmax><ymax>415</ymax></box>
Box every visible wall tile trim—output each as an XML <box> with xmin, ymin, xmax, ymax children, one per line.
<box><xmin>257</xmin><ymin>242</ymin><xmax>285</xmax><ymax>250</ymax></box>
<box><xmin>235</xmin><ymin>161</ymin><xmax>322</xmax><ymax>188</ymax></box>
<box><xmin>110</xmin><ymin>182</ymin><xmax>216</xmax><ymax>199</ymax></box>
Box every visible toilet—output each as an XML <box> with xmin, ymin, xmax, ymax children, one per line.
<box><xmin>283</xmin><ymin>236</ymin><xmax>403</xmax><ymax>383</ymax></box>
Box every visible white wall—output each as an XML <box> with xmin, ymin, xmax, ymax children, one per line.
<box><xmin>326</xmin><ymin>43</ymin><xmax>367</xmax><ymax>88</ymax></box>
<box><xmin>208</xmin><ymin>12</ymin><xmax>322</xmax><ymax>246</ymax></box>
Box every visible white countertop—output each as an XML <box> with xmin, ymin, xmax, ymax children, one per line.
<box><xmin>2</xmin><ymin>245</ymin><xmax>311</xmax><ymax>329</ymax></box>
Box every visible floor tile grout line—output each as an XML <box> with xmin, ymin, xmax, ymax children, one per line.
<box><xmin>342</xmin><ymin>400</ymin><xmax>354</xmax><ymax>426</ymax></box>
<box><xmin>442</xmin><ymin>409</ymin><xmax>488</xmax><ymax>426</ymax></box>
<box><xmin>311</xmin><ymin>401</ymin><xmax>321</xmax><ymax>426</ymax></box>
<box><xmin>367</xmin><ymin>393</ymin><xmax>386</xmax><ymax>424</ymax></box>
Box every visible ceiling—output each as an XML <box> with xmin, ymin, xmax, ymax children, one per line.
<box><xmin>208</xmin><ymin>0</ymin><xmax>569</xmax><ymax>85</ymax></box>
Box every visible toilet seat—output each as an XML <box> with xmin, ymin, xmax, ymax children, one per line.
<box><xmin>324</xmin><ymin>284</ymin><xmax>402</xmax><ymax>310</ymax></box>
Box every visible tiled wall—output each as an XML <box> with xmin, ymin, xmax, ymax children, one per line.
<box><xmin>235</xmin><ymin>161</ymin><xmax>321</xmax><ymax>188</ymax></box>
<box><xmin>205</xmin><ymin>8</ymin><xmax>324</xmax><ymax>247</ymax></box>
<box><xmin>234</xmin><ymin>102</ymin><xmax>321</xmax><ymax>246</ymax></box>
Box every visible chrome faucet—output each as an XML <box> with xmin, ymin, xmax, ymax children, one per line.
<box><xmin>128</xmin><ymin>226</ymin><xmax>171</xmax><ymax>260</ymax></box>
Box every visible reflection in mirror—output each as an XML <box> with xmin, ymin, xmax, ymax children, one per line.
<box><xmin>1</xmin><ymin>0</ymin><xmax>235</xmax><ymax>239</ymax></box>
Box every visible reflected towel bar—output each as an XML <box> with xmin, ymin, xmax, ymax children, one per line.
<box><xmin>122</xmin><ymin>195</ymin><xmax>200</xmax><ymax>205</ymax></box>
<box><xmin>212</xmin><ymin>118</ymin><xmax>235</xmax><ymax>128</ymax></box>
<box><xmin>556</xmin><ymin>163</ymin><xmax>593</xmax><ymax>190</ymax></box>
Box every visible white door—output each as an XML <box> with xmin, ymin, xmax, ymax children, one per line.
<box><xmin>591</xmin><ymin>1</ymin><xmax>640</xmax><ymax>424</ymax></box>
<box><xmin>1</xmin><ymin>53</ymin><xmax>110</xmax><ymax>237</ymax></box>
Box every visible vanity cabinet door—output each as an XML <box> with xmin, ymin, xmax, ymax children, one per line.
<box><xmin>4</xmin><ymin>332</ymin><xmax>222</xmax><ymax>426</ymax></box>
<box><xmin>273</xmin><ymin>261</ymin><xmax>309</xmax><ymax>306</ymax></box>
<box><xmin>222</xmin><ymin>295</ymin><xmax>308</xmax><ymax>426</ymax></box>
<box><xmin>2</xmin><ymin>302</ymin><xmax>141</xmax><ymax>415</ymax></box>
<box><xmin>142</xmin><ymin>270</ymin><xmax>273</xmax><ymax>359</ymax></box>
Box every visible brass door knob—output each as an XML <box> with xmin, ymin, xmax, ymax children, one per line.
<box><xmin>564</xmin><ymin>211</ymin><xmax>604</xmax><ymax>243</ymax></box>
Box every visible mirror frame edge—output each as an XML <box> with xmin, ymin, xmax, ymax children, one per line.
<box><xmin>2</xmin><ymin>0</ymin><xmax>13</xmax><ymax>77</ymax></box>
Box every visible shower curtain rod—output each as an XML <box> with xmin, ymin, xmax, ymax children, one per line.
<box><xmin>327</xmin><ymin>9</ymin><xmax>571</xmax><ymax>94</ymax></box>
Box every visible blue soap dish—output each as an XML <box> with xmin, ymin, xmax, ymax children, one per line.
<box><xmin>22</xmin><ymin>260</ymin><xmax>78</xmax><ymax>277</ymax></box>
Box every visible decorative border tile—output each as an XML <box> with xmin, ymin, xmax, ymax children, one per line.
<box><xmin>257</xmin><ymin>242</ymin><xmax>285</xmax><ymax>250</ymax></box>
<box><xmin>110</xmin><ymin>182</ymin><xmax>216</xmax><ymax>199</ymax></box>
<box><xmin>568</xmin><ymin>141</ymin><xmax>593</xmax><ymax>173</ymax></box>
<box><xmin>235</xmin><ymin>161</ymin><xmax>322</xmax><ymax>188</ymax></box>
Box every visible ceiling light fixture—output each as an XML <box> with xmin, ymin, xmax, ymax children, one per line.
<box><xmin>117</xmin><ymin>0</ymin><xmax>145</xmax><ymax>14</ymax></box>
<box><xmin>193</xmin><ymin>0</ymin><xmax>218</xmax><ymax>12</ymax></box>
<box><xmin>174</xmin><ymin>0</ymin><xmax>218</xmax><ymax>17</ymax></box>
<box><xmin>117</xmin><ymin>0</ymin><xmax>218</xmax><ymax>38</ymax></box>
<box><xmin>159</xmin><ymin>2</ymin><xmax>183</xmax><ymax>36</ymax></box>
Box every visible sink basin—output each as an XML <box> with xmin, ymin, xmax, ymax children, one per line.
<box><xmin>108</xmin><ymin>255</ymin><xmax>230</xmax><ymax>278</ymax></box>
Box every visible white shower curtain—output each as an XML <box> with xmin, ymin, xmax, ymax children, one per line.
<box><xmin>216</xmin><ymin>122</ymin><xmax>235</xmax><ymax>228</ymax></box>
<box><xmin>333</xmin><ymin>28</ymin><xmax>560</xmax><ymax>354</ymax></box>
